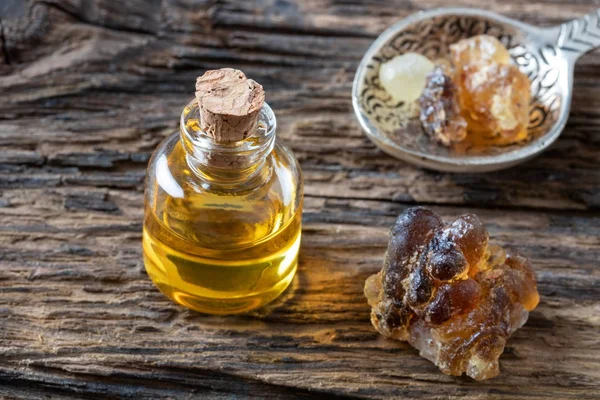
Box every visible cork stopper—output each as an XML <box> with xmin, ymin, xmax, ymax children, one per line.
<box><xmin>195</xmin><ymin>68</ymin><xmax>265</xmax><ymax>143</ymax></box>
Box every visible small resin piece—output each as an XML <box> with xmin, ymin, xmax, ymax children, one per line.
<box><xmin>364</xmin><ymin>207</ymin><xmax>539</xmax><ymax>380</ymax></box>
<box><xmin>418</xmin><ymin>66</ymin><xmax>468</xmax><ymax>146</ymax></box>
<box><xmin>450</xmin><ymin>35</ymin><xmax>531</xmax><ymax>144</ymax></box>
<box><xmin>379</xmin><ymin>53</ymin><xmax>435</xmax><ymax>103</ymax></box>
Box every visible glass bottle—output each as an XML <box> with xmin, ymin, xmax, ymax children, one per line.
<box><xmin>143</xmin><ymin>95</ymin><xmax>303</xmax><ymax>315</ymax></box>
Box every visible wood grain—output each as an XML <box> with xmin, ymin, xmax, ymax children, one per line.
<box><xmin>0</xmin><ymin>0</ymin><xmax>599</xmax><ymax>398</ymax></box>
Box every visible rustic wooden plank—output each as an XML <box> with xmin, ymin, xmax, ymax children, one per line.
<box><xmin>1</xmin><ymin>193</ymin><xmax>599</xmax><ymax>398</ymax></box>
<box><xmin>0</xmin><ymin>0</ymin><xmax>599</xmax><ymax>398</ymax></box>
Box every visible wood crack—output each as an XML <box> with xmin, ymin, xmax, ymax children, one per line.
<box><xmin>214</xmin><ymin>22</ymin><xmax>378</xmax><ymax>40</ymax></box>
<box><xmin>39</xmin><ymin>1</ymin><xmax>158</xmax><ymax>37</ymax></box>
<box><xmin>0</xmin><ymin>18</ymin><xmax>12</xmax><ymax>65</ymax></box>
<box><xmin>1</xmin><ymin>366</ymin><xmax>368</xmax><ymax>400</ymax></box>
<box><xmin>302</xmin><ymin>193</ymin><xmax>600</xmax><ymax>217</ymax></box>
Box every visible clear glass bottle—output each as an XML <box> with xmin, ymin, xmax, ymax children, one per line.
<box><xmin>143</xmin><ymin>99</ymin><xmax>303</xmax><ymax>314</ymax></box>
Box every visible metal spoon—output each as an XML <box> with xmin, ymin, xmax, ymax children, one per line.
<box><xmin>352</xmin><ymin>7</ymin><xmax>600</xmax><ymax>172</ymax></box>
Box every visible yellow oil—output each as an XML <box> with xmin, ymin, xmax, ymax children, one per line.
<box><xmin>142</xmin><ymin>136</ymin><xmax>302</xmax><ymax>315</ymax></box>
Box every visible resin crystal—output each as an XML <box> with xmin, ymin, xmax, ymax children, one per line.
<box><xmin>364</xmin><ymin>207</ymin><xmax>539</xmax><ymax>380</ymax></box>
<box><xmin>450</xmin><ymin>35</ymin><xmax>531</xmax><ymax>144</ymax></box>
<box><xmin>419</xmin><ymin>66</ymin><xmax>468</xmax><ymax>146</ymax></box>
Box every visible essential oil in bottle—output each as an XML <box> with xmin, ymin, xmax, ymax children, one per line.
<box><xmin>143</xmin><ymin>69</ymin><xmax>303</xmax><ymax>315</ymax></box>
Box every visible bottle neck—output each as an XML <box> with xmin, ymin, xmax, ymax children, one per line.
<box><xmin>179</xmin><ymin>99</ymin><xmax>276</xmax><ymax>188</ymax></box>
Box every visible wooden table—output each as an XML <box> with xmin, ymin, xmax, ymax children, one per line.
<box><xmin>1</xmin><ymin>1</ymin><xmax>599</xmax><ymax>398</ymax></box>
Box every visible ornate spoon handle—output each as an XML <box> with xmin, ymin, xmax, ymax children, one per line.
<box><xmin>553</xmin><ymin>8</ymin><xmax>600</xmax><ymax>61</ymax></box>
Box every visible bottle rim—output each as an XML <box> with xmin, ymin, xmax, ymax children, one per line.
<box><xmin>180</xmin><ymin>98</ymin><xmax>276</xmax><ymax>159</ymax></box>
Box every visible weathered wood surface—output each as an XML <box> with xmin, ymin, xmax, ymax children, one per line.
<box><xmin>0</xmin><ymin>0</ymin><xmax>599</xmax><ymax>398</ymax></box>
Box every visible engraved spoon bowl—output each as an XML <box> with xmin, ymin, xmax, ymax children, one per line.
<box><xmin>352</xmin><ymin>7</ymin><xmax>600</xmax><ymax>172</ymax></box>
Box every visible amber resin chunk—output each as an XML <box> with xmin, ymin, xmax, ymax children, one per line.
<box><xmin>418</xmin><ymin>66</ymin><xmax>468</xmax><ymax>146</ymax></box>
<box><xmin>450</xmin><ymin>35</ymin><xmax>531</xmax><ymax>145</ymax></box>
<box><xmin>364</xmin><ymin>207</ymin><xmax>539</xmax><ymax>380</ymax></box>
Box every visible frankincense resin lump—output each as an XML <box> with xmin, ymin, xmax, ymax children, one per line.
<box><xmin>364</xmin><ymin>207</ymin><xmax>539</xmax><ymax>380</ymax></box>
<box><xmin>450</xmin><ymin>35</ymin><xmax>531</xmax><ymax>145</ymax></box>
